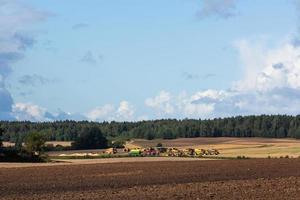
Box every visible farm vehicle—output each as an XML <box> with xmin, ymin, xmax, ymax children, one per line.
<box><xmin>128</xmin><ymin>148</ymin><xmax>142</xmax><ymax>156</ymax></box>
<box><xmin>126</xmin><ymin>147</ymin><xmax>220</xmax><ymax>157</ymax></box>
<box><xmin>104</xmin><ymin>148</ymin><xmax>118</xmax><ymax>154</ymax></box>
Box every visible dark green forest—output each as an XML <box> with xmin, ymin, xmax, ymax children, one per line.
<box><xmin>1</xmin><ymin>115</ymin><xmax>300</xmax><ymax>142</ymax></box>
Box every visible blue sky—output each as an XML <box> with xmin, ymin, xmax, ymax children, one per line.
<box><xmin>1</xmin><ymin>0</ymin><xmax>300</xmax><ymax>121</ymax></box>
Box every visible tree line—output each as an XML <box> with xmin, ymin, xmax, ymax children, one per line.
<box><xmin>1</xmin><ymin>115</ymin><xmax>300</xmax><ymax>143</ymax></box>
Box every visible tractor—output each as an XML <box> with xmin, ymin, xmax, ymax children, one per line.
<box><xmin>129</xmin><ymin>148</ymin><xmax>142</xmax><ymax>156</ymax></box>
<box><xmin>142</xmin><ymin>147</ymin><xmax>158</xmax><ymax>156</ymax></box>
<box><xmin>105</xmin><ymin>148</ymin><xmax>117</xmax><ymax>154</ymax></box>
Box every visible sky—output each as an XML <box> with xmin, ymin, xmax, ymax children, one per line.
<box><xmin>1</xmin><ymin>0</ymin><xmax>300</xmax><ymax>121</ymax></box>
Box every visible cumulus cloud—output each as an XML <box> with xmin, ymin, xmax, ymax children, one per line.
<box><xmin>86</xmin><ymin>101</ymin><xmax>135</xmax><ymax>122</ymax></box>
<box><xmin>86</xmin><ymin>104</ymin><xmax>115</xmax><ymax>121</ymax></box>
<box><xmin>197</xmin><ymin>0</ymin><xmax>237</xmax><ymax>19</ymax></box>
<box><xmin>13</xmin><ymin>102</ymin><xmax>48</xmax><ymax>121</ymax></box>
<box><xmin>145</xmin><ymin>91</ymin><xmax>175</xmax><ymax>116</ymax></box>
<box><xmin>117</xmin><ymin>101</ymin><xmax>135</xmax><ymax>121</ymax></box>
<box><xmin>233</xmin><ymin>39</ymin><xmax>300</xmax><ymax>92</ymax></box>
<box><xmin>145</xmin><ymin>90</ymin><xmax>223</xmax><ymax>118</ymax></box>
<box><xmin>227</xmin><ymin>37</ymin><xmax>300</xmax><ymax>115</ymax></box>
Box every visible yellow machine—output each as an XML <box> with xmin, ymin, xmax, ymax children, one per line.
<box><xmin>194</xmin><ymin>149</ymin><xmax>203</xmax><ymax>157</ymax></box>
<box><xmin>129</xmin><ymin>148</ymin><xmax>142</xmax><ymax>156</ymax></box>
<box><xmin>167</xmin><ymin>148</ymin><xmax>181</xmax><ymax>157</ymax></box>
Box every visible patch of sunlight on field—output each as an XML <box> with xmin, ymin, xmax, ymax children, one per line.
<box><xmin>46</xmin><ymin>141</ymin><xmax>72</xmax><ymax>147</ymax></box>
<box><xmin>221</xmin><ymin>146</ymin><xmax>300</xmax><ymax>158</ymax></box>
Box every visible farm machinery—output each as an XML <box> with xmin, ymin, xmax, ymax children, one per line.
<box><xmin>104</xmin><ymin>148</ymin><xmax>118</xmax><ymax>154</ymax></box>
<box><xmin>126</xmin><ymin>147</ymin><xmax>220</xmax><ymax>157</ymax></box>
<box><xmin>128</xmin><ymin>148</ymin><xmax>142</xmax><ymax>156</ymax></box>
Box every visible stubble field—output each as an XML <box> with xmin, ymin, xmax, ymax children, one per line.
<box><xmin>130</xmin><ymin>137</ymin><xmax>300</xmax><ymax>158</ymax></box>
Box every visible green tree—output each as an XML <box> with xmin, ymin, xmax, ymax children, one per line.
<box><xmin>24</xmin><ymin>132</ymin><xmax>46</xmax><ymax>157</ymax></box>
<box><xmin>72</xmin><ymin>127</ymin><xmax>108</xmax><ymax>150</ymax></box>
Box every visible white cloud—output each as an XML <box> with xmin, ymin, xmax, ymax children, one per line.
<box><xmin>226</xmin><ymin>37</ymin><xmax>300</xmax><ymax>115</ymax></box>
<box><xmin>4</xmin><ymin>0</ymin><xmax>300</xmax><ymax>121</ymax></box>
<box><xmin>182</xmin><ymin>102</ymin><xmax>215</xmax><ymax>117</ymax></box>
<box><xmin>116</xmin><ymin>101</ymin><xmax>134</xmax><ymax>121</ymax></box>
<box><xmin>145</xmin><ymin>91</ymin><xmax>174</xmax><ymax>115</ymax></box>
<box><xmin>191</xmin><ymin>89</ymin><xmax>228</xmax><ymax>102</ymax></box>
<box><xmin>86</xmin><ymin>101</ymin><xmax>135</xmax><ymax>122</ymax></box>
<box><xmin>233</xmin><ymin>39</ymin><xmax>300</xmax><ymax>92</ymax></box>
<box><xmin>145</xmin><ymin>90</ymin><xmax>219</xmax><ymax>118</ymax></box>
<box><xmin>13</xmin><ymin>102</ymin><xmax>47</xmax><ymax>121</ymax></box>
<box><xmin>12</xmin><ymin>102</ymin><xmax>87</xmax><ymax>121</ymax></box>
<box><xmin>86</xmin><ymin>104</ymin><xmax>115</xmax><ymax>121</ymax></box>
<box><xmin>144</xmin><ymin>37</ymin><xmax>300</xmax><ymax>119</ymax></box>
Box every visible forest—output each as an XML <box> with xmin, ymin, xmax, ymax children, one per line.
<box><xmin>1</xmin><ymin>115</ymin><xmax>300</xmax><ymax>143</ymax></box>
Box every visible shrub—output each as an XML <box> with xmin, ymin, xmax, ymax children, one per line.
<box><xmin>24</xmin><ymin>132</ymin><xmax>46</xmax><ymax>157</ymax></box>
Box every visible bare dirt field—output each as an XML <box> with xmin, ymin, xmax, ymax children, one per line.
<box><xmin>1</xmin><ymin>159</ymin><xmax>300</xmax><ymax>200</ymax></box>
<box><xmin>0</xmin><ymin>157</ymin><xmax>210</xmax><ymax>169</ymax></box>
<box><xmin>130</xmin><ymin>137</ymin><xmax>300</xmax><ymax>158</ymax></box>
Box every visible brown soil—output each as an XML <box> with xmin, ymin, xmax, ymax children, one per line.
<box><xmin>0</xmin><ymin>157</ymin><xmax>212</xmax><ymax>169</ymax></box>
<box><xmin>1</xmin><ymin>159</ymin><xmax>300</xmax><ymax>199</ymax></box>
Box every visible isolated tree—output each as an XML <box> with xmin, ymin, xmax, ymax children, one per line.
<box><xmin>72</xmin><ymin>127</ymin><xmax>108</xmax><ymax>150</ymax></box>
<box><xmin>24</xmin><ymin>132</ymin><xmax>46</xmax><ymax>156</ymax></box>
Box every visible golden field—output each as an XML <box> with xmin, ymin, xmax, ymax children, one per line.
<box><xmin>129</xmin><ymin>137</ymin><xmax>300</xmax><ymax>158</ymax></box>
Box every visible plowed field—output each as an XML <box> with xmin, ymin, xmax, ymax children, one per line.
<box><xmin>1</xmin><ymin>159</ymin><xmax>300</xmax><ymax>199</ymax></box>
